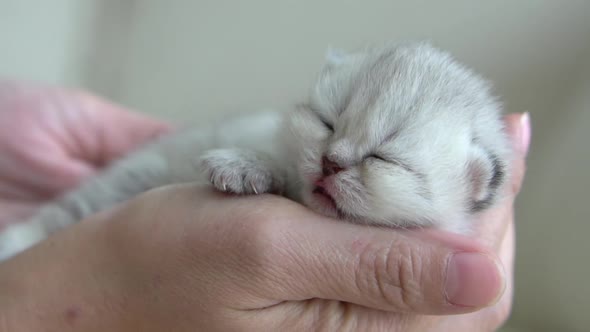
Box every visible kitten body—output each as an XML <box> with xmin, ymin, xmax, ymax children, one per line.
<box><xmin>0</xmin><ymin>42</ymin><xmax>510</xmax><ymax>261</ymax></box>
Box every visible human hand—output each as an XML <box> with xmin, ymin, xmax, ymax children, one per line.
<box><xmin>421</xmin><ymin>112</ymin><xmax>529</xmax><ymax>331</ymax></box>
<box><xmin>0</xmin><ymin>114</ymin><xmax>529</xmax><ymax>331</ymax></box>
<box><xmin>0</xmin><ymin>81</ymin><xmax>170</xmax><ymax>227</ymax></box>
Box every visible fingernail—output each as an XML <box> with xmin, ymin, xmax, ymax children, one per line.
<box><xmin>520</xmin><ymin>112</ymin><xmax>531</xmax><ymax>155</ymax></box>
<box><xmin>445</xmin><ymin>252</ymin><xmax>505</xmax><ymax>307</ymax></box>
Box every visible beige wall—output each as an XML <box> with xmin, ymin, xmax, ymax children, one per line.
<box><xmin>2</xmin><ymin>1</ymin><xmax>590</xmax><ymax>330</ymax></box>
<box><xmin>511</xmin><ymin>50</ymin><xmax>590</xmax><ymax>331</ymax></box>
<box><xmin>89</xmin><ymin>1</ymin><xmax>590</xmax><ymax>126</ymax></box>
<box><xmin>0</xmin><ymin>0</ymin><xmax>99</xmax><ymax>85</ymax></box>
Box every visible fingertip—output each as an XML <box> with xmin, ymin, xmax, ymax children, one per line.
<box><xmin>503</xmin><ymin>113</ymin><xmax>531</xmax><ymax>195</ymax></box>
<box><xmin>99</xmin><ymin>104</ymin><xmax>174</xmax><ymax>161</ymax></box>
<box><xmin>504</xmin><ymin>112</ymin><xmax>531</xmax><ymax>156</ymax></box>
<box><xmin>140</xmin><ymin>118</ymin><xmax>174</xmax><ymax>140</ymax></box>
<box><xmin>445</xmin><ymin>252</ymin><xmax>506</xmax><ymax>308</ymax></box>
<box><xmin>124</xmin><ymin>111</ymin><xmax>174</xmax><ymax>140</ymax></box>
<box><xmin>86</xmin><ymin>93</ymin><xmax>174</xmax><ymax>139</ymax></box>
<box><xmin>408</xmin><ymin>229</ymin><xmax>507</xmax><ymax>308</ymax></box>
<box><xmin>520</xmin><ymin>112</ymin><xmax>531</xmax><ymax>156</ymax></box>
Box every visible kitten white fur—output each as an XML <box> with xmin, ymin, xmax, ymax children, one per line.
<box><xmin>0</xmin><ymin>42</ymin><xmax>510</xmax><ymax>261</ymax></box>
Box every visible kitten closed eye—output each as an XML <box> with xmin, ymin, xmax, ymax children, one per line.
<box><xmin>300</xmin><ymin>103</ymin><xmax>334</xmax><ymax>132</ymax></box>
<box><xmin>321</xmin><ymin>119</ymin><xmax>334</xmax><ymax>132</ymax></box>
<box><xmin>367</xmin><ymin>154</ymin><xmax>414</xmax><ymax>173</ymax></box>
<box><xmin>368</xmin><ymin>154</ymin><xmax>387</xmax><ymax>162</ymax></box>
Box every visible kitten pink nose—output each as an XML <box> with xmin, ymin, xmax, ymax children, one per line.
<box><xmin>322</xmin><ymin>156</ymin><xmax>344</xmax><ymax>176</ymax></box>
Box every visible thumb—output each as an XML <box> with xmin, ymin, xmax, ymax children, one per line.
<box><xmin>257</xmin><ymin>205</ymin><xmax>505</xmax><ymax>315</ymax></box>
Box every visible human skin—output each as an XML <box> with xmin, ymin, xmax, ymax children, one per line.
<box><xmin>0</xmin><ymin>82</ymin><xmax>529</xmax><ymax>331</ymax></box>
<box><xmin>0</xmin><ymin>81</ymin><xmax>170</xmax><ymax>227</ymax></box>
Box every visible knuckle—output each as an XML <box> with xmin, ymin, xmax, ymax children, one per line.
<box><xmin>357</xmin><ymin>240</ymin><xmax>425</xmax><ymax>311</ymax></box>
<box><xmin>389</xmin><ymin>243</ymin><xmax>425</xmax><ymax>311</ymax></box>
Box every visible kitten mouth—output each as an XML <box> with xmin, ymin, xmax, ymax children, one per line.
<box><xmin>312</xmin><ymin>185</ymin><xmax>338</xmax><ymax>211</ymax></box>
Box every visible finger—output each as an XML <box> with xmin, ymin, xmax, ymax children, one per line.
<box><xmin>69</xmin><ymin>92</ymin><xmax>173</xmax><ymax>166</ymax></box>
<box><xmin>439</xmin><ymin>221</ymin><xmax>516</xmax><ymax>331</ymax></box>
<box><xmin>28</xmin><ymin>156</ymin><xmax>97</xmax><ymax>195</ymax></box>
<box><xmin>476</xmin><ymin>213</ymin><xmax>517</xmax><ymax>328</ymax></box>
<box><xmin>8</xmin><ymin>151</ymin><xmax>96</xmax><ymax>197</ymax></box>
<box><xmin>0</xmin><ymin>200</ymin><xmax>39</xmax><ymax>228</ymax></box>
<box><xmin>0</xmin><ymin>151</ymin><xmax>96</xmax><ymax>199</ymax></box>
<box><xmin>99</xmin><ymin>103</ymin><xmax>173</xmax><ymax>163</ymax></box>
<box><xmin>246</xmin><ymin>198</ymin><xmax>505</xmax><ymax>315</ymax></box>
<box><xmin>468</xmin><ymin>112</ymin><xmax>530</xmax><ymax>248</ymax></box>
<box><xmin>504</xmin><ymin>112</ymin><xmax>531</xmax><ymax>196</ymax></box>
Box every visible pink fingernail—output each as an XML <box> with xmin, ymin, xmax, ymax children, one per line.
<box><xmin>445</xmin><ymin>252</ymin><xmax>505</xmax><ymax>307</ymax></box>
<box><xmin>520</xmin><ymin>112</ymin><xmax>531</xmax><ymax>155</ymax></box>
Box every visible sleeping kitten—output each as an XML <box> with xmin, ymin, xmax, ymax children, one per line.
<box><xmin>0</xmin><ymin>42</ymin><xmax>510</xmax><ymax>261</ymax></box>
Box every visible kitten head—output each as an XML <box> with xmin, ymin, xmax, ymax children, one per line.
<box><xmin>285</xmin><ymin>42</ymin><xmax>509</xmax><ymax>232</ymax></box>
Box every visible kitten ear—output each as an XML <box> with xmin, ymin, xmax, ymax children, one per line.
<box><xmin>466</xmin><ymin>145</ymin><xmax>503</xmax><ymax>211</ymax></box>
<box><xmin>325</xmin><ymin>46</ymin><xmax>352</xmax><ymax>66</ymax></box>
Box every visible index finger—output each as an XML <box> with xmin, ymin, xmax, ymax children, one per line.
<box><xmin>473</xmin><ymin>112</ymin><xmax>531</xmax><ymax>248</ymax></box>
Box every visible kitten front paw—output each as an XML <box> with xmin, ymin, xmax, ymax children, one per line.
<box><xmin>0</xmin><ymin>222</ymin><xmax>46</xmax><ymax>262</ymax></box>
<box><xmin>200</xmin><ymin>149</ymin><xmax>283</xmax><ymax>195</ymax></box>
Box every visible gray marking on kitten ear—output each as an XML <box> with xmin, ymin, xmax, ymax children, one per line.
<box><xmin>468</xmin><ymin>144</ymin><xmax>506</xmax><ymax>212</ymax></box>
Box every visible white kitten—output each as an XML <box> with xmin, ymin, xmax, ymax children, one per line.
<box><xmin>0</xmin><ymin>42</ymin><xmax>510</xmax><ymax>261</ymax></box>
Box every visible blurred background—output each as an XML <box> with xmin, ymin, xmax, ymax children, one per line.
<box><xmin>1</xmin><ymin>0</ymin><xmax>589</xmax><ymax>330</ymax></box>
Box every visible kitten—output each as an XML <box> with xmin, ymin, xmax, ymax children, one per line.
<box><xmin>0</xmin><ymin>42</ymin><xmax>510</xmax><ymax>261</ymax></box>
